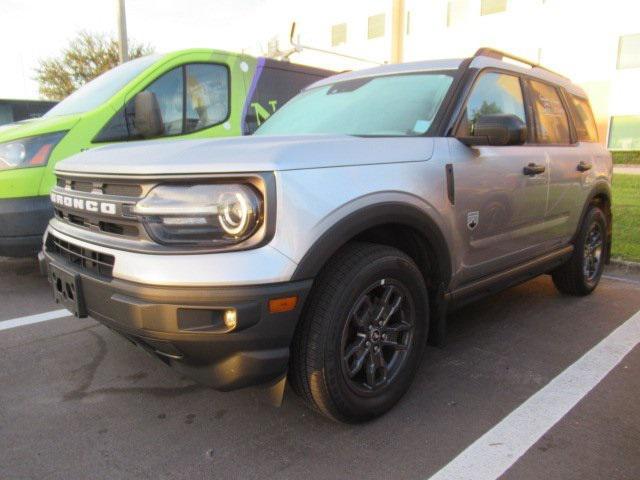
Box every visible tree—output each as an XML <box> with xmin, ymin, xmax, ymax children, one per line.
<box><xmin>35</xmin><ymin>31</ymin><xmax>153</xmax><ymax>100</ymax></box>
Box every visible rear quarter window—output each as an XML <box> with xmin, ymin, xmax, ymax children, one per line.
<box><xmin>568</xmin><ymin>95</ymin><xmax>598</xmax><ymax>143</ymax></box>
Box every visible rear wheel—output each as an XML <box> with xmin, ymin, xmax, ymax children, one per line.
<box><xmin>552</xmin><ymin>205</ymin><xmax>607</xmax><ymax>296</ymax></box>
<box><xmin>290</xmin><ymin>242</ymin><xmax>429</xmax><ymax>423</ymax></box>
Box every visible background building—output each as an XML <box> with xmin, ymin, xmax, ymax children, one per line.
<box><xmin>282</xmin><ymin>0</ymin><xmax>640</xmax><ymax>150</ymax></box>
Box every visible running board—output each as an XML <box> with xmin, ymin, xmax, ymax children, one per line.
<box><xmin>446</xmin><ymin>246</ymin><xmax>574</xmax><ymax>310</ymax></box>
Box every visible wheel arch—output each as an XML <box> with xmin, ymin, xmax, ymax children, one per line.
<box><xmin>576</xmin><ymin>181</ymin><xmax>612</xmax><ymax>263</ymax></box>
<box><xmin>290</xmin><ymin>202</ymin><xmax>452</xmax><ymax>292</ymax></box>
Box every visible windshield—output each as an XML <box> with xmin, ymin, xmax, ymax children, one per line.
<box><xmin>44</xmin><ymin>54</ymin><xmax>162</xmax><ymax>117</ymax></box>
<box><xmin>255</xmin><ymin>72</ymin><xmax>454</xmax><ymax>137</ymax></box>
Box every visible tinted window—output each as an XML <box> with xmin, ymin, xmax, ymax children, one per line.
<box><xmin>147</xmin><ymin>67</ymin><xmax>184</xmax><ymax>135</ymax></box>
<box><xmin>0</xmin><ymin>105</ymin><xmax>12</xmax><ymax>125</ymax></box>
<box><xmin>95</xmin><ymin>63</ymin><xmax>230</xmax><ymax>142</ymax></box>
<box><xmin>255</xmin><ymin>72</ymin><xmax>454</xmax><ymax>137</ymax></box>
<box><xmin>569</xmin><ymin>95</ymin><xmax>598</xmax><ymax>143</ymax></box>
<box><xmin>244</xmin><ymin>66</ymin><xmax>327</xmax><ymax>134</ymax></box>
<box><xmin>529</xmin><ymin>80</ymin><xmax>571</xmax><ymax>144</ymax></box>
<box><xmin>185</xmin><ymin>64</ymin><xmax>229</xmax><ymax>133</ymax></box>
<box><xmin>457</xmin><ymin>72</ymin><xmax>526</xmax><ymax>137</ymax></box>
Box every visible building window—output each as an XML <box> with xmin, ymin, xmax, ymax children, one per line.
<box><xmin>331</xmin><ymin>23</ymin><xmax>347</xmax><ymax>47</ymax></box>
<box><xmin>368</xmin><ymin>13</ymin><xmax>385</xmax><ymax>39</ymax></box>
<box><xmin>617</xmin><ymin>34</ymin><xmax>640</xmax><ymax>69</ymax></box>
<box><xmin>447</xmin><ymin>0</ymin><xmax>467</xmax><ymax>27</ymax></box>
<box><xmin>609</xmin><ymin>116</ymin><xmax>640</xmax><ymax>150</ymax></box>
<box><xmin>481</xmin><ymin>0</ymin><xmax>507</xmax><ymax>15</ymax></box>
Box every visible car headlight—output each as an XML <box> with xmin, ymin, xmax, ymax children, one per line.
<box><xmin>0</xmin><ymin>132</ymin><xmax>66</xmax><ymax>171</ymax></box>
<box><xmin>133</xmin><ymin>183</ymin><xmax>264</xmax><ymax>246</ymax></box>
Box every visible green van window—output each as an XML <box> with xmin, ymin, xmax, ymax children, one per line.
<box><xmin>95</xmin><ymin>63</ymin><xmax>229</xmax><ymax>142</ymax></box>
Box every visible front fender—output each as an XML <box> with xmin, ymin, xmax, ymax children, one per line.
<box><xmin>290</xmin><ymin>199</ymin><xmax>452</xmax><ymax>286</ymax></box>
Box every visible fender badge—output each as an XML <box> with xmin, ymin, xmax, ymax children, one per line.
<box><xmin>467</xmin><ymin>211</ymin><xmax>479</xmax><ymax>231</ymax></box>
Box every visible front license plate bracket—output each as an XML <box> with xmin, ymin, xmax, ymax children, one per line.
<box><xmin>50</xmin><ymin>264</ymin><xmax>87</xmax><ymax>318</ymax></box>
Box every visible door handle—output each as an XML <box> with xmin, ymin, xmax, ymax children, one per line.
<box><xmin>523</xmin><ymin>163</ymin><xmax>546</xmax><ymax>176</ymax></box>
<box><xmin>577</xmin><ymin>160</ymin><xmax>592</xmax><ymax>172</ymax></box>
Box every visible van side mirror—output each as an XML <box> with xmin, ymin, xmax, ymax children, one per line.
<box><xmin>457</xmin><ymin>114</ymin><xmax>526</xmax><ymax>147</ymax></box>
<box><xmin>134</xmin><ymin>91</ymin><xmax>164</xmax><ymax>139</ymax></box>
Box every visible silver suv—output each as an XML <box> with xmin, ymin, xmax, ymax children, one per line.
<box><xmin>41</xmin><ymin>49</ymin><xmax>612</xmax><ymax>422</ymax></box>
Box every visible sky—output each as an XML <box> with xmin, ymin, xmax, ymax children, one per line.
<box><xmin>0</xmin><ymin>0</ymin><xmax>308</xmax><ymax>99</ymax></box>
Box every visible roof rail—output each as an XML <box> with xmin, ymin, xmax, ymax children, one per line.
<box><xmin>473</xmin><ymin>47</ymin><xmax>568</xmax><ymax>80</ymax></box>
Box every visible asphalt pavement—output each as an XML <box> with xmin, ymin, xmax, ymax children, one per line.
<box><xmin>1</xmin><ymin>256</ymin><xmax>639</xmax><ymax>480</ymax></box>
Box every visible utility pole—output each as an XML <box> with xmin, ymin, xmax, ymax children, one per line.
<box><xmin>116</xmin><ymin>0</ymin><xmax>129</xmax><ymax>63</ymax></box>
<box><xmin>391</xmin><ymin>0</ymin><xmax>405</xmax><ymax>64</ymax></box>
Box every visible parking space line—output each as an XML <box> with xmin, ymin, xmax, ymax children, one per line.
<box><xmin>427</xmin><ymin>308</ymin><xmax>640</xmax><ymax>480</ymax></box>
<box><xmin>0</xmin><ymin>309</ymin><xmax>71</xmax><ymax>332</ymax></box>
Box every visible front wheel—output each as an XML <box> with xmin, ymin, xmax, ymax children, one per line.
<box><xmin>289</xmin><ymin>242</ymin><xmax>429</xmax><ymax>423</ymax></box>
<box><xmin>552</xmin><ymin>205</ymin><xmax>607</xmax><ymax>296</ymax></box>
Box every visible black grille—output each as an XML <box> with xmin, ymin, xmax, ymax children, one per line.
<box><xmin>53</xmin><ymin>208</ymin><xmax>140</xmax><ymax>238</ymax></box>
<box><xmin>46</xmin><ymin>233</ymin><xmax>115</xmax><ymax>278</ymax></box>
<box><xmin>56</xmin><ymin>177</ymin><xmax>143</xmax><ymax>197</ymax></box>
<box><xmin>53</xmin><ymin>174</ymin><xmax>146</xmax><ymax>240</ymax></box>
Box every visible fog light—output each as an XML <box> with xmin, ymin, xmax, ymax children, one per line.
<box><xmin>224</xmin><ymin>309</ymin><xmax>237</xmax><ymax>330</ymax></box>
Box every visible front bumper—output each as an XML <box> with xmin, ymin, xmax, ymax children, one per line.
<box><xmin>0</xmin><ymin>196</ymin><xmax>53</xmax><ymax>257</ymax></box>
<box><xmin>40</xmin><ymin>249</ymin><xmax>312</xmax><ymax>391</ymax></box>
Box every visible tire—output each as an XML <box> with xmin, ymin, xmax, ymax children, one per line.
<box><xmin>552</xmin><ymin>205</ymin><xmax>607</xmax><ymax>296</ymax></box>
<box><xmin>289</xmin><ymin>242</ymin><xmax>429</xmax><ymax>423</ymax></box>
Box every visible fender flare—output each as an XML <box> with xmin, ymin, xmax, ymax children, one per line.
<box><xmin>574</xmin><ymin>180</ymin><xmax>612</xmax><ymax>260</ymax></box>
<box><xmin>290</xmin><ymin>202</ymin><xmax>452</xmax><ymax>286</ymax></box>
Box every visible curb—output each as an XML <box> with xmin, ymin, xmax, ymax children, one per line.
<box><xmin>608</xmin><ymin>258</ymin><xmax>640</xmax><ymax>275</ymax></box>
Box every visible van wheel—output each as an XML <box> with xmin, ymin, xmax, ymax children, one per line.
<box><xmin>552</xmin><ymin>205</ymin><xmax>607</xmax><ymax>296</ymax></box>
<box><xmin>289</xmin><ymin>242</ymin><xmax>428</xmax><ymax>423</ymax></box>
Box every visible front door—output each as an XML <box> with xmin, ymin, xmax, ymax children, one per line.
<box><xmin>449</xmin><ymin>71</ymin><xmax>550</xmax><ymax>285</ymax></box>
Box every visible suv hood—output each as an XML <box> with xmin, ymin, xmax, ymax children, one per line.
<box><xmin>0</xmin><ymin>114</ymin><xmax>80</xmax><ymax>143</ymax></box>
<box><xmin>56</xmin><ymin>134</ymin><xmax>435</xmax><ymax>175</ymax></box>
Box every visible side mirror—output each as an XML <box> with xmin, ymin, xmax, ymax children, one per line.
<box><xmin>133</xmin><ymin>91</ymin><xmax>164</xmax><ymax>139</ymax></box>
<box><xmin>457</xmin><ymin>114</ymin><xmax>526</xmax><ymax>147</ymax></box>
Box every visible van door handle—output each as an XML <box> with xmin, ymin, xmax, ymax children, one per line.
<box><xmin>577</xmin><ymin>160</ymin><xmax>592</xmax><ymax>172</ymax></box>
<box><xmin>523</xmin><ymin>163</ymin><xmax>546</xmax><ymax>176</ymax></box>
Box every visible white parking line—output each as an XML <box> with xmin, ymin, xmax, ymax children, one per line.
<box><xmin>0</xmin><ymin>309</ymin><xmax>71</xmax><ymax>332</ymax></box>
<box><xmin>428</xmin><ymin>308</ymin><xmax>640</xmax><ymax>480</ymax></box>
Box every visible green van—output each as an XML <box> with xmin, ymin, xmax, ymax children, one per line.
<box><xmin>0</xmin><ymin>49</ymin><xmax>331</xmax><ymax>256</ymax></box>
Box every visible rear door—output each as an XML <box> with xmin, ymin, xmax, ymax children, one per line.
<box><xmin>450</xmin><ymin>70</ymin><xmax>550</xmax><ymax>284</ymax></box>
<box><xmin>526</xmin><ymin>79</ymin><xmax>584</xmax><ymax>246</ymax></box>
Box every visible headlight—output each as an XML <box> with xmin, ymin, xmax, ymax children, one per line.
<box><xmin>133</xmin><ymin>183</ymin><xmax>263</xmax><ymax>246</ymax></box>
<box><xmin>0</xmin><ymin>132</ymin><xmax>66</xmax><ymax>171</ymax></box>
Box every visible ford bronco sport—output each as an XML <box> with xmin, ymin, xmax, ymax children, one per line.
<box><xmin>40</xmin><ymin>49</ymin><xmax>612</xmax><ymax>423</ymax></box>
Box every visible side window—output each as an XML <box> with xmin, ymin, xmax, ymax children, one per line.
<box><xmin>528</xmin><ymin>80</ymin><xmax>571</xmax><ymax>144</ymax></box>
<box><xmin>145</xmin><ymin>67</ymin><xmax>184</xmax><ymax>135</ymax></box>
<box><xmin>568</xmin><ymin>95</ymin><xmax>598</xmax><ymax>143</ymax></box>
<box><xmin>185</xmin><ymin>64</ymin><xmax>229</xmax><ymax>133</ymax></box>
<box><xmin>457</xmin><ymin>72</ymin><xmax>526</xmax><ymax>137</ymax></box>
<box><xmin>94</xmin><ymin>63</ymin><xmax>230</xmax><ymax>143</ymax></box>
<box><xmin>243</xmin><ymin>66</ymin><xmax>326</xmax><ymax>134</ymax></box>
